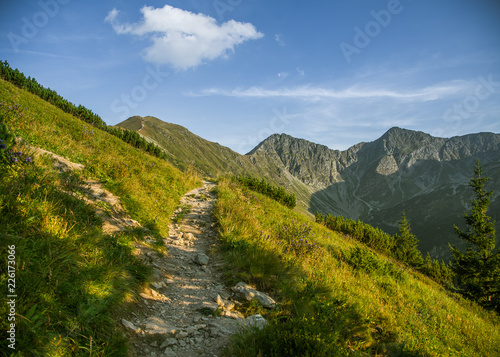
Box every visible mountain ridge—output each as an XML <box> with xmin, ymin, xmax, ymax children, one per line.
<box><xmin>117</xmin><ymin>116</ymin><xmax>500</xmax><ymax>259</ymax></box>
<box><xmin>251</xmin><ymin>127</ymin><xmax>500</xmax><ymax>258</ymax></box>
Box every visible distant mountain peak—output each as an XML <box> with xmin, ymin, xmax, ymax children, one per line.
<box><xmin>246</xmin><ymin>133</ymin><xmax>292</xmax><ymax>155</ymax></box>
<box><xmin>380</xmin><ymin>126</ymin><xmax>431</xmax><ymax>141</ymax></box>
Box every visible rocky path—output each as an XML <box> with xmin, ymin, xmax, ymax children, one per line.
<box><xmin>32</xmin><ymin>147</ymin><xmax>271</xmax><ymax>356</ymax></box>
<box><xmin>123</xmin><ymin>181</ymin><xmax>249</xmax><ymax>357</ymax></box>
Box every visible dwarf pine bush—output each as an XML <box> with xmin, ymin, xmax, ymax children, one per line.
<box><xmin>0</xmin><ymin>108</ymin><xmax>33</xmax><ymax>170</ymax></box>
<box><xmin>235</xmin><ymin>175</ymin><xmax>296</xmax><ymax>209</ymax></box>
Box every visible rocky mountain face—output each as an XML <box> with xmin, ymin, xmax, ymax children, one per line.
<box><xmin>118</xmin><ymin>116</ymin><xmax>500</xmax><ymax>260</ymax></box>
<box><xmin>249</xmin><ymin>128</ymin><xmax>500</xmax><ymax>259</ymax></box>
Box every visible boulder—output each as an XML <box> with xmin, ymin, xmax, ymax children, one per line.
<box><xmin>232</xmin><ymin>282</ymin><xmax>276</xmax><ymax>309</ymax></box>
<box><xmin>241</xmin><ymin>314</ymin><xmax>268</xmax><ymax>330</ymax></box>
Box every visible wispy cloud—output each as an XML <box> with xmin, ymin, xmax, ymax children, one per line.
<box><xmin>105</xmin><ymin>5</ymin><xmax>264</xmax><ymax>70</ymax></box>
<box><xmin>0</xmin><ymin>48</ymin><xmax>84</xmax><ymax>60</ymax></box>
<box><xmin>191</xmin><ymin>80</ymin><xmax>471</xmax><ymax>102</ymax></box>
<box><xmin>187</xmin><ymin>78</ymin><xmax>484</xmax><ymax>152</ymax></box>
<box><xmin>274</xmin><ymin>34</ymin><xmax>285</xmax><ymax>46</ymax></box>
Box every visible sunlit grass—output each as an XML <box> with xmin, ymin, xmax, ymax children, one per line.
<box><xmin>215</xmin><ymin>177</ymin><xmax>500</xmax><ymax>356</ymax></box>
<box><xmin>0</xmin><ymin>79</ymin><xmax>199</xmax><ymax>355</ymax></box>
<box><xmin>0</xmin><ymin>79</ymin><xmax>200</xmax><ymax>237</ymax></box>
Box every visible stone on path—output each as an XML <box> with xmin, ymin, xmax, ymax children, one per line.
<box><xmin>122</xmin><ymin>319</ymin><xmax>140</xmax><ymax>333</ymax></box>
<box><xmin>193</xmin><ymin>252</ymin><xmax>210</xmax><ymax>266</ymax></box>
<box><xmin>232</xmin><ymin>282</ymin><xmax>276</xmax><ymax>309</ymax></box>
<box><xmin>184</xmin><ymin>232</ymin><xmax>195</xmax><ymax>241</ymax></box>
<box><xmin>144</xmin><ymin>317</ymin><xmax>178</xmax><ymax>336</ymax></box>
<box><xmin>160</xmin><ymin>337</ymin><xmax>177</xmax><ymax>348</ymax></box>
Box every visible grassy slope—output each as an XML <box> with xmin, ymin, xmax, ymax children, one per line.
<box><xmin>117</xmin><ymin>116</ymin><xmax>316</xmax><ymax>216</ymax></box>
<box><xmin>117</xmin><ymin>116</ymin><xmax>261</xmax><ymax>177</ymax></box>
<box><xmin>214</xmin><ymin>177</ymin><xmax>500</xmax><ymax>356</ymax></box>
<box><xmin>0</xmin><ymin>80</ymin><xmax>199</xmax><ymax>237</ymax></box>
<box><xmin>3</xmin><ymin>75</ymin><xmax>499</xmax><ymax>355</ymax></box>
<box><xmin>0</xmin><ymin>79</ymin><xmax>199</xmax><ymax>355</ymax></box>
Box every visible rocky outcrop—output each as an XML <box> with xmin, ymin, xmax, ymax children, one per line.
<box><xmin>232</xmin><ymin>282</ymin><xmax>276</xmax><ymax>309</ymax></box>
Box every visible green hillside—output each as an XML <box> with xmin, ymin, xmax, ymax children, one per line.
<box><xmin>215</xmin><ymin>177</ymin><xmax>500</xmax><ymax>356</ymax></box>
<box><xmin>117</xmin><ymin>116</ymin><xmax>260</xmax><ymax>177</ymax></box>
<box><xmin>1</xmin><ymin>75</ymin><xmax>500</xmax><ymax>356</ymax></box>
<box><xmin>117</xmin><ymin>116</ymin><xmax>326</xmax><ymax>217</ymax></box>
<box><xmin>116</xmin><ymin>116</ymin><xmax>316</xmax><ymax>216</ymax></box>
<box><xmin>0</xmin><ymin>78</ymin><xmax>199</xmax><ymax>355</ymax></box>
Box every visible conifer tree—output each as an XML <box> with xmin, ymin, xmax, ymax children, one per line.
<box><xmin>450</xmin><ymin>160</ymin><xmax>499</xmax><ymax>311</ymax></box>
<box><xmin>393</xmin><ymin>212</ymin><xmax>424</xmax><ymax>267</ymax></box>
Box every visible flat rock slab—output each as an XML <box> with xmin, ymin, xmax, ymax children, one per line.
<box><xmin>232</xmin><ymin>282</ymin><xmax>276</xmax><ymax>309</ymax></box>
<box><xmin>145</xmin><ymin>317</ymin><xmax>178</xmax><ymax>336</ymax></box>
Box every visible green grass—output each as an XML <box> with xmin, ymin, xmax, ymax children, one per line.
<box><xmin>0</xmin><ymin>79</ymin><xmax>200</xmax><ymax>237</ymax></box>
<box><xmin>172</xmin><ymin>204</ymin><xmax>191</xmax><ymax>224</ymax></box>
<box><xmin>214</xmin><ymin>177</ymin><xmax>500</xmax><ymax>356</ymax></box>
<box><xmin>0</xmin><ymin>79</ymin><xmax>200</xmax><ymax>355</ymax></box>
<box><xmin>2</xmin><ymin>76</ymin><xmax>499</xmax><ymax>356</ymax></box>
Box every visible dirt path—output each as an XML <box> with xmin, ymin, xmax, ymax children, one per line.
<box><xmin>33</xmin><ymin>147</ymin><xmax>142</xmax><ymax>234</ymax></box>
<box><xmin>34</xmin><ymin>148</ymin><xmax>253</xmax><ymax>356</ymax></box>
<box><xmin>123</xmin><ymin>181</ymin><xmax>244</xmax><ymax>357</ymax></box>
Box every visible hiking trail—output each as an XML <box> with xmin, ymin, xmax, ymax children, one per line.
<box><xmin>122</xmin><ymin>181</ymin><xmax>247</xmax><ymax>357</ymax></box>
<box><xmin>35</xmin><ymin>148</ymin><xmax>270</xmax><ymax>356</ymax></box>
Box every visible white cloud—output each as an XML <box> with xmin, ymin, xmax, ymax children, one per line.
<box><xmin>193</xmin><ymin>80</ymin><xmax>472</xmax><ymax>102</ymax></box>
<box><xmin>105</xmin><ymin>5</ymin><xmax>264</xmax><ymax>69</ymax></box>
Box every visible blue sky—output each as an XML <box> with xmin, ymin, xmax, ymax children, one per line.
<box><xmin>1</xmin><ymin>0</ymin><xmax>499</xmax><ymax>154</ymax></box>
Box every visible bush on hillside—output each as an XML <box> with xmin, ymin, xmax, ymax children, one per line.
<box><xmin>0</xmin><ymin>105</ymin><xmax>33</xmax><ymax>170</ymax></box>
<box><xmin>274</xmin><ymin>220</ymin><xmax>324</xmax><ymax>258</ymax></box>
<box><xmin>236</xmin><ymin>175</ymin><xmax>296</xmax><ymax>209</ymax></box>
<box><xmin>316</xmin><ymin>211</ymin><xmax>454</xmax><ymax>287</ymax></box>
